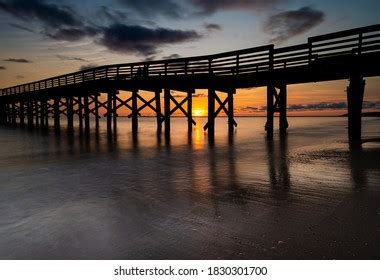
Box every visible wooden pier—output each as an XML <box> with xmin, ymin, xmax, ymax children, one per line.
<box><xmin>1</xmin><ymin>24</ymin><xmax>379</xmax><ymax>144</ymax></box>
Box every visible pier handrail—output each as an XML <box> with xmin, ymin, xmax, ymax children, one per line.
<box><xmin>1</xmin><ymin>24</ymin><xmax>379</xmax><ymax>96</ymax></box>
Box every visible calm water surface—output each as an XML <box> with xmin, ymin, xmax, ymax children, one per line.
<box><xmin>0</xmin><ymin>117</ymin><xmax>379</xmax><ymax>259</ymax></box>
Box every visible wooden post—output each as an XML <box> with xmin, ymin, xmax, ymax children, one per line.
<box><xmin>279</xmin><ymin>84</ymin><xmax>288</xmax><ymax>135</ymax></box>
<box><xmin>84</xmin><ymin>95</ymin><xmax>90</xmax><ymax>134</ymax></box>
<box><xmin>54</xmin><ymin>97</ymin><xmax>60</xmax><ymax>132</ymax></box>
<box><xmin>228</xmin><ymin>89</ymin><xmax>235</xmax><ymax>135</ymax></box>
<box><xmin>347</xmin><ymin>75</ymin><xmax>365</xmax><ymax>143</ymax></box>
<box><xmin>44</xmin><ymin>100</ymin><xmax>49</xmax><ymax>127</ymax></box>
<box><xmin>67</xmin><ymin>96</ymin><xmax>74</xmax><ymax>133</ymax></box>
<box><xmin>11</xmin><ymin>101</ymin><xmax>16</xmax><ymax>125</ymax></box>
<box><xmin>35</xmin><ymin>101</ymin><xmax>39</xmax><ymax>128</ymax></box>
<box><xmin>265</xmin><ymin>85</ymin><xmax>275</xmax><ymax>138</ymax></box>
<box><xmin>40</xmin><ymin>99</ymin><xmax>45</xmax><ymax>128</ymax></box>
<box><xmin>187</xmin><ymin>90</ymin><xmax>193</xmax><ymax>133</ymax></box>
<box><xmin>155</xmin><ymin>89</ymin><xmax>162</xmax><ymax>133</ymax></box>
<box><xmin>19</xmin><ymin>101</ymin><xmax>25</xmax><ymax>127</ymax></box>
<box><xmin>6</xmin><ymin>103</ymin><xmax>11</xmax><ymax>124</ymax></box>
<box><xmin>113</xmin><ymin>91</ymin><xmax>117</xmax><ymax>131</ymax></box>
<box><xmin>27</xmin><ymin>101</ymin><xmax>33</xmax><ymax>128</ymax></box>
<box><xmin>107</xmin><ymin>92</ymin><xmax>112</xmax><ymax>133</ymax></box>
<box><xmin>94</xmin><ymin>94</ymin><xmax>99</xmax><ymax>131</ymax></box>
<box><xmin>207</xmin><ymin>88</ymin><xmax>215</xmax><ymax>137</ymax></box>
<box><xmin>164</xmin><ymin>88</ymin><xmax>171</xmax><ymax>135</ymax></box>
<box><xmin>0</xmin><ymin>102</ymin><xmax>7</xmax><ymax>125</ymax></box>
<box><xmin>132</xmin><ymin>89</ymin><xmax>138</xmax><ymax>134</ymax></box>
<box><xmin>78</xmin><ymin>96</ymin><xmax>83</xmax><ymax>131</ymax></box>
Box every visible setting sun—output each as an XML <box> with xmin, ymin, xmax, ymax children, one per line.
<box><xmin>193</xmin><ymin>108</ymin><xmax>206</xmax><ymax>117</ymax></box>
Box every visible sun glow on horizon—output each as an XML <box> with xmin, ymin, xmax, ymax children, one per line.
<box><xmin>193</xmin><ymin>108</ymin><xmax>206</xmax><ymax>117</ymax></box>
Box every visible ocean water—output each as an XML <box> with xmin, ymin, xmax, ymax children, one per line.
<box><xmin>0</xmin><ymin>117</ymin><xmax>379</xmax><ymax>259</ymax></box>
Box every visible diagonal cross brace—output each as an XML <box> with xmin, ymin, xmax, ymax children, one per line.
<box><xmin>204</xmin><ymin>92</ymin><xmax>237</xmax><ymax>131</ymax></box>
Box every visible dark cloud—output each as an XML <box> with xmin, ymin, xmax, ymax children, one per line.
<box><xmin>288</xmin><ymin>101</ymin><xmax>380</xmax><ymax>111</ymax></box>
<box><xmin>0</xmin><ymin>0</ymin><xmax>82</xmax><ymax>28</ymax></box>
<box><xmin>8</xmin><ymin>22</ymin><xmax>35</xmax><ymax>33</ymax></box>
<box><xmin>4</xmin><ymin>58</ymin><xmax>32</xmax><ymax>63</ymax></box>
<box><xmin>97</xmin><ymin>5</ymin><xmax>128</xmax><ymax>23</ymax></box>
<box><xmin>237</xmin><ymin>101</ymin><xmax>379</xmax><ymax>113</ymax></box>
<box><xmin>45</xmin><ymin>26</ymin><xmax>99</xmax><ymax>41</ymax></box>
<box><xmin>98</xmin><ymin>24</ymin><xmax>202</xmax><ymax>56</ymax></box>
<box><xmin>163</xmin><ymin>54</ymin><xmax>181</xmax><ymax>59</ymax></box>
<box><xmin>15</xmin><ymin>74</ymin><xmax>24</xmax><ymax>79</ymax></box>
<box><xmin>191</xmin><ymin>0</ymin><xmax>282</xmax><ymax>15</ymax></box>
<box><xmin>118</xmin><ymin>0</ymin><xmax>184</xmax><ymax>19</ymax></box>
<box><xmin>264</xmin><ymin>6</ymin><xmax>325</xmax><ymax>43</ymax></box>
<box><xmin>204</xmin><ymin>23</ymin><xmax>222</xmax><ymax>32</ymax></box>
<box><xmin>56</xmin><ymin>55</ymin><xmax>86</xmax><ymax>62</ymax></box>
<box><xmin>79</xmin><ymin>64</ymin><xmax>98</xmax><ymax>71</ymax></box>
<box><xmin>238</xmin><ymin>106</ymin><xmax>262</xmax><ymax>112</ymax></box>
<box><xmin>0</xmin><ymin>66</ymin><xmax>6</xmax><ymax>70</ymax></box>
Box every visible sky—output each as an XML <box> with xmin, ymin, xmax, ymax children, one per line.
<box><xmin>0</xmin><ymin>0</ymin><xmax>379</xmax><ymax>116</ymax></box>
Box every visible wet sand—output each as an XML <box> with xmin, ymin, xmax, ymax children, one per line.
<box><xmin>0</xmin><ymin>117</ymin><xmax>379</xmax><ymax>259</ymax></box>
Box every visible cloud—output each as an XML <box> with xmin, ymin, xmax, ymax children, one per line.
<box><xmin>0</xmin><ymin>0</ymin><xmax>82</xmax><ymax>28</ymax></box>
<box><xmin>15</xmin><ymin>74</ymin><xmax>24</xmax><ymax>79</ymax></box>
<box><xmin>204</xmin><ymin>23</ymin><xmax>222</xmax><ymax>32</ymax></box>
<box><xmin>4</xmin><ymin>58</ymin><xmax>32</xmax><ymax>63</ymax></box>
<box><xmin>98</xmin><ymin>5</ymin><xmax>128</xmax><ymax>23</ymax></box>
<box><xmin>56</xmin><ymin>55</ymin><xmax>86</xmax><ymax>62</ymax></box>
<box><xmin>98</xmin><ymin>24</ymin><xmax>202</xmax><ymax>56</ymax></box>
<box><xmin>191</xmin><ymin>0</ymin><xmax>282</xmax><ymax>15</ymax></box>
<box><xmin>0</xmin><ymin>66</ymin><xmax>6</xmax><ymax>70</ymax></box>
<box><xmin>8</xmin><ymin>22</ymin><xmax>35</xmax><ymax>33</ymax></box>
<box><xmin>79</xmin><ymin>64</ymin><xmax>98</xmax><ymax>71</ymax></box>
<box><xmin>238</xmin><ymin>106</ymin><xmax>262</xmax><ymax>112</ymax></box>
<box><xmin>288</xmin><ymin>101</ymin><xmax>380</xmax><ymax>111</ymax></box>
<box><xmin>45</xmin><ymin>26</ymin><xmax>99</xmax><ymax>41</ymax></box>
<box><xmin>193</xmin><ymin>93</ymin><xmax>207</xmax><ymax>98</ymax></box>
<box><xmin>236</xmin><ymin>101</ymin><xmax>380</xmax><ymax>113</ymax></box>
<box><xmin>263</xmin><ymin>6</ymin><xmax>325</xmax><ymax>43</ymax></box>
<box><xmin>163</xmin><ymin>54</ymin><xmax>181</xmax><ymax>59</ymax></box>
<box><xmin>118</xmin><ymin>0</ymin><xmax>184</xmax><ymax>19</ymax></box>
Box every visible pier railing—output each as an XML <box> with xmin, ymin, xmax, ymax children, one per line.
<box><xmin>1</xmin><ymin>24</ymin><xmax>379</xmax><ymax>96</ymax></box>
